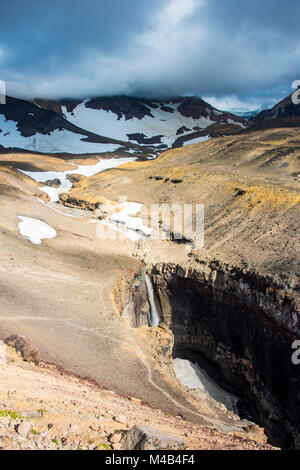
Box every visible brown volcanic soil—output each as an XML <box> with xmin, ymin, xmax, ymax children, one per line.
<box><xmin>0</xmin><ymin>347</ymin><xmax>275</xmax><ymax>450</ymax></box>
<box><xmin>0</xmin><ymin>152</ymin><xmax>74</xmax><ymax>172</ymax></box>
<box><xmin>34</xmin><ymin>98</ymin><xmax>83</xmax><ymax>116</ymax></box>
<box><xmin>246</xmin><ymin>92</ymin><xmax>300</xmax><ymax>132</ymax></box>
<box><xmin>58</xmin><ymin>128</ymin><xmax>300</xmax><ymax>449</ymax></box>
<box><xmin>65</xmin><ymin>127</ymin><xmax>300</xmax><ymax>292</ymax></box>
<box><xmin>173</xmin><ymin>122</ymin><xmax>246</xmax><ymax>147</ymax></box>
<box><xmin>245</xmin><ymin>116</ymin><xmax>300</xmax><ymax>132</ymax></box>
<box><xmin>177</xmin><ymin>96</ymin><xmax>246</xmax><ymax>125</ymax></box>
<box><xmin>0</xmin><ymin>152</ymin><xmax>266</xmax><ymax>441</ymax></box>
<box><xmin>0</xmin><ymin>128</ymin><xmax>299</xmax><ymax>449</ymax></box>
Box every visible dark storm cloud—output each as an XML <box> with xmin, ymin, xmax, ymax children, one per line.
<box><xmin>0</xmin><ymin>0</ymin><xmax>300</xmax><ymax>109</ymax></box>
<box><xmin>0</xmin><ymin>0</ymin><xmax>161</xmax><ymax>71</ymax></box>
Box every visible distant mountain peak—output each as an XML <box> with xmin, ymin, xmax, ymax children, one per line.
<box><xmin>252</xmin><ymin>92</ymin><xmax>300</xmax><ymax>122</ymax></box>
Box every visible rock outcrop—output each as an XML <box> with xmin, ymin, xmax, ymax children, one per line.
<box><xmin>5</xmin><ymin>335</ymin><xmax>40</xmax><ymax>365</ymax></box>
<box><xmin>121</xmin><ymin>425</ymin><xmax>186</xmax><ymax>450</ymax></box>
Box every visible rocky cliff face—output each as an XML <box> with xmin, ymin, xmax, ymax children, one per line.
<box><xmin>120</xmin><ymin>270</ymin><xmax>150</xmax><ymax>328</ymax></box>
<box><xmin>252</xmin><ymin>92</ymin><xmax>300</xmax><ymax>123</ymax></box>
<box><xmin>147</xmin><ymin>261</ymin><xmax>299</xmax><ymax>449</ymax></box>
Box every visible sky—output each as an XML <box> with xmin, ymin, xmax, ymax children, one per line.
<box><xmin>0</xmin><ymin>0</ymin><xmax>300</xmax><ymax>112</ymax></box>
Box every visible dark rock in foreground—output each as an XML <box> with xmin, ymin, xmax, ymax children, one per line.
<box><xmin>5</xmin><ymin>335</ymin><xmax>40</xmax><ymax>365</ymax></box>
<box><xmin>121</xmin><ymin>425</ymin><xmax>186</xmax><ymax>450</ymax></box>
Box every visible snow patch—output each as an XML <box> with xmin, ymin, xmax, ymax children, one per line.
<box><xmin>70</xmin><ymin>157</ymin><xmax>135</xmax><ymax>177</ymax></box>
<box><xmin>0</xmin><ymin>114</ymin><xmax>121</xmax><ymax>154</ymax></box>
<box><xmin>19</xmin><ymin>156</ymin><xmax>136</xmax><ymax>202</ymax></box>
<box><xmin>109</xmin><ymin>201</ymin><xmax>151</xmax><ymax>237</ymax></box>
<box><xmin>183</xmin><ymin>135</ymin><xmax>211</xmax><ymax>146</ymax></box>
<box><xmin>18</xmin><ymin>216</ymin><xmax>56</xmax><ymax>245</ymax></box>
<box><xmin>227</xmin><ymin>119</ymin><xmax>246</xmax><ymax>129</ymax></box>
<box><xmin>63</xmin><ymin>101</ymin><xmax>215</xmax><ymax>148</ymax></box>
<box><xmin>92</xmin><ymin>199</ymin><xmax>152</xmax><ymax>242</ymax></box>
<box><xmin>173</xmin><ymin>358</ymin><xmax>239</xmax><ymax>413</ymax></box>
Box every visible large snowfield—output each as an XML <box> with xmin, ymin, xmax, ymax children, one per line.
<box><xmin>0</xmin><ymin>97</ymin><xmax>246</xmax><ymax>154</ymax></box>
<box><xmin>63</xmin><ymin>100</ymin><xmax>215</xmax><ymax>147</ymax></box>
<box><xmin>0</xmin><ymin>115</ymin><xmax>121</xmax><ymax>154</ymax></box>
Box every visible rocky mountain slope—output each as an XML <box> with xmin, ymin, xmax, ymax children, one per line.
<box><xmin>34</xmin><ymin>95</ymin><xmax>247</xmax><ymax>150</ymax></box>
<box><xmin>0</xmin><ymin>96</ymin><xmax>145</xmax><ymax>156</ymax></box>
<box><xmin>0</xmin><ymin>341</ymin><xmax>274</xmax><ymax>450</ymax></box>
<box><xmin>1</xmin><ymin>91</ymin><xmax>300</xmax><ymax>159</ymax></box>
<box><xmin>0</xmin><ymin>95</ymin><xmax>247</xmax><ymax>156</ymax></box>
<box><xmin>55</xmin><ymin>126</ymin><xmax>300</xmax><ymax>447</ymax></box>
<box><xmin>249</xmin><ymin>91</ymin><xmax>300</xmax><ymax>131</ymax></box>
<box><xmin>2</xmin><ymin>91</ymin><xmax>300</xmax><ymax>159</ymax></box>
<box><xmin>0</xmin><ymin>120</ymin><xmax>299</xmax><ymax>449</ymax></box>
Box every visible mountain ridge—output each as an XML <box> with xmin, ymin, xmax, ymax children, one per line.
<box><xmin>1</xmin><ymin>91</ymin><xmax>299</xmax><ymax>157</ymax></box>
<box><xmin>0</xmin><ymin>94</ymin><xmax>247</xmax><ymax>156</ymax></box>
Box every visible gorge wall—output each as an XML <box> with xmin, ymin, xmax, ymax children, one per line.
<box><xmin>148</xmin><ymin>261</ymin><xmax>300</xmax><ymax>449</ymax></box>
<box><xmin>122</xmin><ymin>260</ymin><xmax>299</xmax><ymax>449</ymax></box>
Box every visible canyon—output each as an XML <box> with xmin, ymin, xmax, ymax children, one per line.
<box><xmin>0</xmin><ymin>107</ymin><xmax>299</xmax><ymax>449</ymax></box>
<box><xmin>2</xmin><ymin>0</ymin><xmax>300</xmax><ymax>452</ymax></box>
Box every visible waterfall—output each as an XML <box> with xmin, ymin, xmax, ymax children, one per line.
<box><xmin>145</xmin><ymin>274</ymin><xmax>160</xmax><ymax>327</ymax></box>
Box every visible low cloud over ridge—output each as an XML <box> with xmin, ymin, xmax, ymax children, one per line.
<box><xmin>0</xmin><ymin>0</ymin><xmax>299</xmax><ymax>109</ymax></box>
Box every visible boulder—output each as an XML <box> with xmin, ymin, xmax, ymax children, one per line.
<box><xmin>35</xmin><ymin>191</ymin><xmax>50</xmax><ymax>203</ymax></box>
<box><xmin>120</xmin><ymin>425</ymin><xmax>186</xmax><ymax>450</ymax></box>
<box><xmin>4</xmin><ymin>335</ymin><xmax>40</xmax><ymax>365</ymax></box>
<box><xmin>109</xmin><ymin>433</ymin><xmax>122</xmax><ymax>443</ymax></box>
<box><xmin>22</xmin><ymin>410</ymin><xmax>43</xmax><ymax>419</ymax></box>
<box><xmin>66</xmin><ymin>174</ymin><xmax>86</xmax><ymax>184</ymax></box>
<box><xmin>17</xmin><ymin>421</ymin><xmax>32</xmax><ymax>437</ymax></box>
<box><xmin>113</xmin><ymin>415</ymin><xmax>127</xmax><ymax>424</ymax></box>
<box><xmin>43</xmin><ymin>178</ymin><xmax>61</xmax><ymax>188</ymax></box>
